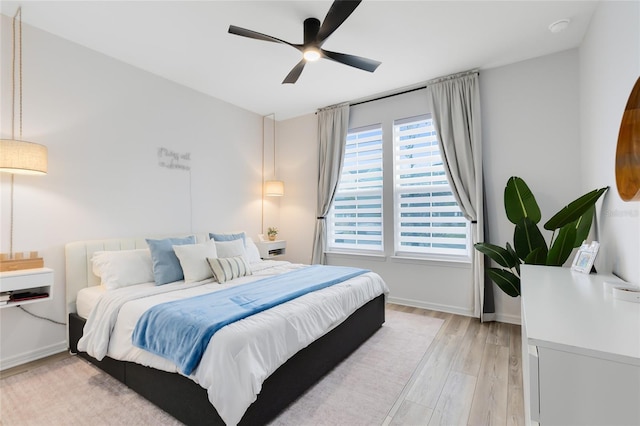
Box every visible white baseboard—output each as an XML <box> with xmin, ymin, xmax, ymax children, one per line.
<box><xmin>387</xmin><ymin>297</ymin><xmax>522</xmax><ymax>325</ymax></box>
<box><xmin>0</xmin><ymin>341</ymin><xmax>68</xmax><ymax>371</ymax></box>
<box><xmin>387</xmin><ymin>296</ymin><xmax>475</xmax><ymax>318</ymax></box>
<box><xmin>494</xmin><ymin>312</ymin><xmax>521</xmax><ymax>325</ymax></box>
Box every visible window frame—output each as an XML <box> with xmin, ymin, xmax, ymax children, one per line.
<box><xmin>392</xmin><ymin>114</ymin><xmax>471</xmax><ymax>261</ymax></box>
<box><xmin>326</xmin><ymin>124</ymin><xmax>385</xmax><ymax>254</ymax></box>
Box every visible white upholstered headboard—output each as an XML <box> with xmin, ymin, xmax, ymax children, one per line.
<box><xmin>65</xmin><ymin>233</ymin><xmax>210</xmax><ymax>314</ymax></box>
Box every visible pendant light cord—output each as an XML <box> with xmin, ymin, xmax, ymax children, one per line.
<box><xmin>261</xmin><ymin>113</ymin><xmax>277</xmax><ymax>234</ymax></box>
<box><xmin>272</xmin><ymin>114</ymin><xmax>276</xmax><ymax>179</ymax></box>
<box><xmin>261</xmin><ymin>116</ymin><xmax>265</xmax><ymax>234</ymax></box>
<box><xmin>11</xmin><ymin>7</ymin><xmax>22</xmax><ymax>140</ymax></box>
<box><xmin>9</xmin><ymin>7</ymin><xmax>23</xmax><ymax>257</ymax></box>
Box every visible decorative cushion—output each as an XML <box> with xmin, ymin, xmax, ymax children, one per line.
<box><xmin>146</xmin><ymin>236</ymin><xmax>196</xmax><ymax>285</ymax></box>
<box><xmin>91</xmin><ymin>249</ymin><xmax>153</xmax><ymax>290</ymax></box>
<box><xmin>173</xmin><ymin>239</ymin><xmax>218</xmax><ymax>283</ymax></box>
<box><xmin>207</xmin><ymin>256</ymin><xmax>252</xmax><ymax>284</ymax></box>
<box><xmin>215</xmin><ymin>238</ymin><xmax>246</xmax><ymax>259</ymax></box>
<box><xmin>244</xmin><ymin>237</ymin><xmax>262</xmax><ymax>263</ymax></box>
<box><xmin>209</xmin><ymin>232</ymin><xmax>246</xmax><ymax>246</ymax></box>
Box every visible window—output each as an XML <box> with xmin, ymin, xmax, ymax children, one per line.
<box><xmin>327</xmin><ymin>125</ymin><xmax>383</xmax><ymax>252</ymax></box>
<box><xmin>327</xmin><ymin>113</ymin><xmax>470</xmax><ymax>261</ymax></box>
<box><xmin>393</xmin><ymin>115</ymin><xmax>469</xmax><ymax>258</ymax></box>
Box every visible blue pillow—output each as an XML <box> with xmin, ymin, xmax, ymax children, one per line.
<box><xmin>209</xmin><ymin>232</ymin><xmax>246</xmax><ymax>247</ymax></box>
<box><xmin>146</xmin><ymin>236</ymin><xmax>195</xmax><ymax>285</ymax></box>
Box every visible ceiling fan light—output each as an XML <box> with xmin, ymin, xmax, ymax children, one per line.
<box><xmin>303</xmin><ymin>47</ymin><xmax>321</xmax><ymax>62</ymax></box>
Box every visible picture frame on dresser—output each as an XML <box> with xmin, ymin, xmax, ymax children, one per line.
<box><xmin>570</xmin><ymin>241</ymin><xmax>600</xmax><ymax>274</ymax></box>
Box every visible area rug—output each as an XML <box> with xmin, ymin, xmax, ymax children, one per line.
<box><xmin>0</xmin><ymin>309</ymin><xmax>443</xmax><ymax>426</ymax></box>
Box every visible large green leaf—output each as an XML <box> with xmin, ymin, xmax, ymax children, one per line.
<box><xmin>474</xmin><ymin>243</ymin><xmax>518</xmax><ymax>268</ymax></box>
<box><xmin>573</xmin><ymin>205</ymin><xmax>595</xmax><ymax>248</ymax></box>
<box><xmin>544</xmin><ymin>187</ymin><xmax>608</xmax><ymax>230</ymax></box>
<box><xmin>487</xmin><ymin>268</ymin><xmax>521</xmax><ymax>297</ymax></box>
<box><xmin>504</xmin><ymin>177</ymin><xmax>542</xmax><ymax>225</ymax></box>
<box><xmin>506</xmin><ymin>243</ymin><xmax>521</xmax><ymax>275</ymax></box>
<box><xmin>524</xmin><ymin>247</ymin><xmax>548</xmax><ymax>265</ymax></box>
<box><xmin>513</xmin><ymin>217</ymin><xmax>547</xmax><ymax>261</ymax></box>
<box><xmin>546</xmin><ymin>224</ymin><xmax>577</xmax><ymax>266</ymax></box>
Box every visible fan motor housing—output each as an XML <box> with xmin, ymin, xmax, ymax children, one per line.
<box><xmin>304</xmin><ymin>18</ymin><xmax>321</xmax><ymax>45</ymax></box>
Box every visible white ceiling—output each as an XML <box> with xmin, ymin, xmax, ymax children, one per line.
<box><xmin>2</xmin><ymin>1</ymin><xmax>598</xmax><ymax>120</ymax></box>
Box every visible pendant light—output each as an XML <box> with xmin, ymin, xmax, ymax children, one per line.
<box><xmin>263</xmin><ymin>114</ymin><xmax>284</xmax><ymax>197</ymax></box>
<box><xmin>0</xmin><ymin>7</ymin><xmax>48</xmax><ymax>257</ymax></box>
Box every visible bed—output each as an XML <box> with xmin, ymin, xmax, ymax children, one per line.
<box><xmin>66</xmin><ymin>233</ymin><xmax>389</xmax><ymax>425</ymax></box>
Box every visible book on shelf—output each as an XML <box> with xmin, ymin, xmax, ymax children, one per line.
<box><xmin>9</xmin><ymin>292</ymin><xmax>49</xmax><ymax>302</ymax></box>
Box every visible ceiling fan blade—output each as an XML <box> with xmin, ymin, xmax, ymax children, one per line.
<box><xmin>321</xmin><ymin>49</ymin><xmax>381</xmax><ymax>73</ymax></box>
<box><xmin>317</xmin><ymin>0</ymin><xmax>362</xmax><ymax>43</ymax></box>
<box><xmin>228</xmin><ymin>25</ymin><xmax>301</xmax><ymax>50</ymax></box>
<box><xmin>282</xmin><ymin>60</ymin><xmax>306</xmax><ymax>84</ymax></box>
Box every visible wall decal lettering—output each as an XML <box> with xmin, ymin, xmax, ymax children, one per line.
<box><xmin>158</xmin><ymin>147</ymin><xmax>191</xmax><ymax>171</ymax></box>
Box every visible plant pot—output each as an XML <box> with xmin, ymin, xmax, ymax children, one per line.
<box><xmin>268</xmin><ymin>235</ymin><xmax>276</xmax><ymax>241</ymax></box>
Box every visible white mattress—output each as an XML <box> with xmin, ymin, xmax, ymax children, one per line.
<box><xmin>76</xmin><ymin>285</ymin><xmax>107</xmax><ymax>319</ymax></box>
<box><xmin>76</xmin><ymin>261</ymin><xmax>389</xmax><ymax>425</ymax></box>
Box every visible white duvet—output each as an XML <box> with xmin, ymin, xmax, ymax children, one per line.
<box><xmin>77</xmin><ymin>261</ymin><xmax>389</xmax><ymax>425</ymax></box>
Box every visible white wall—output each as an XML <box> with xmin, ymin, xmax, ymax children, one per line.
<box><xmin>278</xmin><ymin>113</ymin><xmax>318</xmax><ymax>264</ymax></box>
<box><xmin>579</xmin><ymin>0</ymin><xmax>640</xmax><ymax>284</ymax></box>
<box><xmin>0</xmin><ymin>17</ymin><xmax>263</xmax><ymax>369</ymax></box>
<box><xmin>279</xmin><ymin>50</ymin><xmax>583</xmax><ymax>323</ymax></box>
<box><xmin>481</xmin><ymin>49</ymin><xmax>582</xmax><ymax>321</ymax></box>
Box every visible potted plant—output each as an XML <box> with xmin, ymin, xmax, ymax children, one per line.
<box><xmin>474</xmin><ymin>177</ymin><xmax>608</xmax><ymax>297</ymax></box>
<box><xmin>267</xmin><ymin>227</ymin><xmax>278</xmax><ymax>241</ymax></box>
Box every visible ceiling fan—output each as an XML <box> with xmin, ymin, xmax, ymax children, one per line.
<box><xmin>228</xmin><ymin>0</ymin><xmax>381</xmax><ymax>84</ymax></box>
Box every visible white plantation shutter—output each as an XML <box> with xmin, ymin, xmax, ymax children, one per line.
<box><xmin>394</xmin><ymin>115</ymin><xmax>469</xmax><ymax>257</ymax></box>
<box><xmin>327</xmin><ymin>125</ymin><xmax>383</xmax><ymax>251</ymax></box>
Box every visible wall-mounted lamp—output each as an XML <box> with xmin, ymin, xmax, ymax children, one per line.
<box><xmin>0</xmin><ymin>7</ymin><xmax>48</xmax><ymax>260</ymax></box>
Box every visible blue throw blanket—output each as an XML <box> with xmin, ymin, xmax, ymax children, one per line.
<box><xmin>132</xmin><ymin>265</ymin><xmax>368</xmax><ymax>375</ymax></box>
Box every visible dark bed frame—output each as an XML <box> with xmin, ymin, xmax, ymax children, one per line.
<box><xmin>68</xmin><ymin>293</ymin><xmax>385</xmax><ymax>426</ymax></box>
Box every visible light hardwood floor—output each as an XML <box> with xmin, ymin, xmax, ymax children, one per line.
<box><xmin>384</xmin><ymin>303</ymin><xmax>524</xmax><ymax>426</ymax></box>
<box><xmin>1</xmin><ymin>304</ymin><xmax>524</xmax><ymax>425</ymax></box>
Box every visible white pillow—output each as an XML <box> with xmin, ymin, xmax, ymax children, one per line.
<box><xmin>245</xmin><ymin>237</ymin><xmax>262</xmax><ymax>263</ymax></box>
<box><xmin>91</xmin><ymin>249</ymin><xmax>154</xmax><ymax>290</ymax></box>
<box><xmin>173</xmin><ymin>239</ymin><xmax>218</xmax><ymax>283</ymax></box>
<box><xmin>215</xmin><ymin>238</ymin><xmax>246</xmax><ymax>258</ymax></box>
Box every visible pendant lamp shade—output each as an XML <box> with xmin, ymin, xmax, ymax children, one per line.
<box><xmin>0</xmin><ymin>139</ymin><xmax>48</xmax><ymax>175</ymax></box>
<box><xmin>264</xmin><ymin>179</ymin><xmax>285</xmax><ymax>197</ymax></box>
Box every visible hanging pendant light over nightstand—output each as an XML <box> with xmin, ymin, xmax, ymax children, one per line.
<box><xmin>263</xmin><ymin>113</ymin><xmax>284</xmax><ymax>197</ymax></box>
<box><xmin>0</xmin><ymin>7</ymin><xmax>48</xmax><ymax>260</ymax></box>
<box><xmin>1</xmin><ymin>8</ymin><xmax>48</xmax><ymax>176</ymax></box>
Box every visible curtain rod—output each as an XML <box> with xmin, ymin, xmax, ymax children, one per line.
<box><xmin>319</xmin><ymin>69</ymin><xmax>480</xmax><ymax>112</ymax></box>
<box><xmin>350</xmin><ymin>85</ymin><xmax>426</xmax><ymax>107</ymax></box>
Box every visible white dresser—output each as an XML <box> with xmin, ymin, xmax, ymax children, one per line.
<box><xmin>521</xmin><ymin>265</ymin><xmax>640</xmax><ymax>425</ymax></box>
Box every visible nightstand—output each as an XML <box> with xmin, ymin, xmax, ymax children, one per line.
<box><xmin>0</xmin><ymin>267</ymin><xmax>54</xmax><ymax>308</ymax></box>
<box><xmin>256</xmin><ymin>240</ymin><xmax>286</xmax><ymax>259</ymax></box>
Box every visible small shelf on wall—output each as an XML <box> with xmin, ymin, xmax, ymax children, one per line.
<box><xmin>616</xmin><ymin>76</ymin><xmax>640</xmax><ymax>202</ymax></box>
<box><xmin>0</xmin><ymin>267</ymin><xmax>53</xmax><ymax>309</ymax></box>
<box><xmin>257</xmin><ymin>240</ymin><xmax>286</xmax><ymax>259</ymax></box>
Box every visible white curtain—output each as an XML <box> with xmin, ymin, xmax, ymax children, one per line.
<box><xmin>311</xmin><ymin>103</ymin><xmax>350</xmax><ymax>264</ymax></box>
<box><xmin>426</xmin><ymin>72</ymin><xmax>492</xmax><ymax>321</ymax></box>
